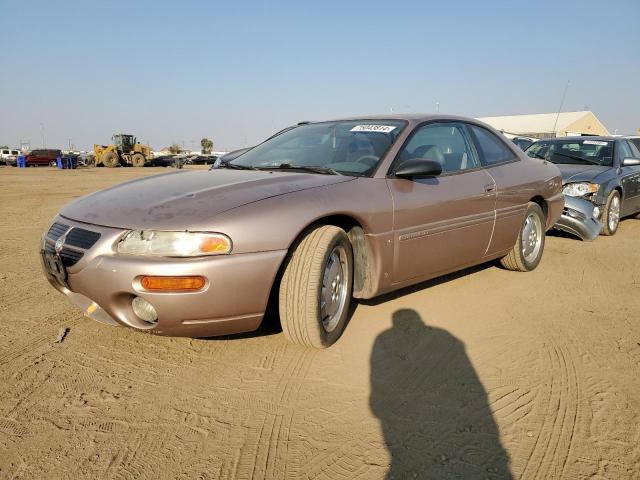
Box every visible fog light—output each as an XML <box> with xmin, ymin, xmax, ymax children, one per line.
<box><xmin>592</xmin><ymin>206</ymin><xmax>600</xmax><ymax>219</ymax></box>
<box><xmin>132</xmin><ymin>296</ymin><xmax>158</xmax><ymax>324</ymax></box>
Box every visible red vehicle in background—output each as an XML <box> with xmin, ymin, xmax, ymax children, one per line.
<box><xmin>25</xmin><ymin>149</ymin><xmax>62</xmax><ymax>166</ymax></box>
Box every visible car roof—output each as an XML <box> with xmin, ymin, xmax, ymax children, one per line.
<box><xmin>302</xmin><ymin>113</ymin><xmax>494</xmax><ymax>127</ymax></box>
<box><xmin>537</xmin><ymin>136</ymin><xmax>618</xmax><ymax>142</ymax></box>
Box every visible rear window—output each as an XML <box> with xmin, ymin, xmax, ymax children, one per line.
<box><xmin>469</xmin><ymin>125</ymin><xmax>516</xmax><ymax>166</ymax></box>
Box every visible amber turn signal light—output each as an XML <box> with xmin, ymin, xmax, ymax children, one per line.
<box><xmin>140</xmin><ymin>276</ymin><xmax>206</xmax><ymax>291</ymax></box>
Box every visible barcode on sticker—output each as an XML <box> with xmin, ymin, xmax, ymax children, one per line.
<box><xmin>350</xmin><ymin>125</ymin><xmax>397</xmax><ymax>133</ymax></box>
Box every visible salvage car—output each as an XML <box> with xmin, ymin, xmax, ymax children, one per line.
<box><xmin>41</xmin><ymin>115</ymin><xmax>563</xmax><ymax>348</ymax></box>
<box><xmin>25</xmin><ymin>148</ymin><xmax>62</xmax><ymax>166</ymax></box>
<box><xmin>511</xmin><ymin>136</ymin><xmax>536</xmax><ymax>152</ymax></box>
<box><xmin>526</xmin><ymin>137</ymin><xmax>640</xmax><ymax>235</ymax></box>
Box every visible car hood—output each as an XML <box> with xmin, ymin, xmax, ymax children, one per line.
<box><xmin>557</xmin><ymin>164</ymin><xmax>610</xmax><ymax>183</ymax></box>
<box><xmin>61</xmin><ymin>169</ymin><xmax>354</xmax><ymax>230</ymax></box>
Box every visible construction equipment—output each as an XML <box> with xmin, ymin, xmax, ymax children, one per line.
<box><xmin>93</xmin><ymin>134</ymin><xmax>152</xmax><ymax>168</ymax></box>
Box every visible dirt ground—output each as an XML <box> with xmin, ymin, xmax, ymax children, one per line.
<box><xmin>1</xmin><ymin>166</ymin><xmax>639</xmax><ymax>480</ymax></box>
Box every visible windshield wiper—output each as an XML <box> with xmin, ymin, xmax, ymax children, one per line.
<box><xmin>258</xmin><ymin>163</ymin><xmax>342</xmax><ymax>175</ymax></box>
<box><xmin>219</xmin><ymin>162</ymin><xmax>259</xmax><ymax>170</ymax></box>
<box><xmin>552</xmin><ymin>152</ymin><xmax>602</xmax><ymax>166</ymax></box>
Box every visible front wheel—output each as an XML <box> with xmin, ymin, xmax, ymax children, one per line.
<box><xmin>131</xmin><ymin>153</ymin><xmax>146</xmax><ymax>167</ymax></box>
<box><xmin>279</xmin><ymin>225</ymin><xmax>353</xmax><ymax>349</ymax></box>
<box><xmin>500</xmin><ymin>202</ymin><xmax>546</xmax><ymax>272</ymax></box>
<box><xmin>600</xmin><ymin>190</ymin><xmax>620</xmax><ymax>236</ymax></box>
<box><xmin>101</xmin><ymin>151</ymin><xmax>119</xmax><ymax>168</ymax></box>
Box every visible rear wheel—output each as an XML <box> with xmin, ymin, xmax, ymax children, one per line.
<box><xmin>101</xmin><ymin>152</ymin><xmax>119</xmax><ymax>168</ymax></box>
<box><xmin>500</xmin><ymin>202</ymin><xmax>546</xmax><ymax>272</ymax></box>
<box><xmin>601</xmin><ymin>190</ymin><xmax>620</xmax><ymax>236</ymax></box>
<box><xmin>131</xmin><ymin>153</ymin><xmax>146</xmax><ymax>167</ymax></box>
<box><xmin>279</xmin><ymin>225</ymin><xmax>353</xmax><ymax>349</ymax></box>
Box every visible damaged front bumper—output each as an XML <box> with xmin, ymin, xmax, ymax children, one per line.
<box><xmin>554</xmin><ymin>196</ymin><xmax>602</xmax><ymax>241</ymax></box>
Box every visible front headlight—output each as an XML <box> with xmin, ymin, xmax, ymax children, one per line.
<box><xmin>562</xmin><ymin>182</ymin><xmax>599</xmax><ymax>197</ymax></box>
<box><xmin>117</xmin><ymin>230</ymin><xmax>232</xmax><ymax>257</ymax></box>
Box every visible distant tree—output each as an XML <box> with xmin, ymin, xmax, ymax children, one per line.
<box><xmin>168</xmin><ymin>143</ymin><xmax>182</xmax><ymax>154</ymax></box>
<box><xmin>200</xmin><ymin>138</ymin><xmax>214</xmax><ymax>154</ymax></box>
<box><xmin>0</xmin><ymin>145</ymin><xmax>8</xmax><ymax>149</ymax></box>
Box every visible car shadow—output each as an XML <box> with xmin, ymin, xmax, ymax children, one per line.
<box><xmin>370</xmin><ymin>309</ymin><xmax>513</xmax><ymax>479</ymax></box>
<box><xmin>359</xmin><ymin>262</ymin><xmax>494</xmax><ymax>307</ymax></box>
<box><xmin>204</xmin><ymin>262</ymin><xmax>497</xmax><ymax>341</ymax></box>
<box><xmin>546</xmin><ymin>229</ymin><xmax>581</xmax><ymax>241</ymax></box>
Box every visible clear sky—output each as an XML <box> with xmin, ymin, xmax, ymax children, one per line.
<box><xmin>1</xmin><ymin>0</ymin><xmax>638</xmax><ymax>151</ymax></box>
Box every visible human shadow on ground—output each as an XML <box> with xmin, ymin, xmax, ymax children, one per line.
<box><xmin>370</xmin><ymin>309</ymin><xmax>513</xmax><ymax>480</ymax></box>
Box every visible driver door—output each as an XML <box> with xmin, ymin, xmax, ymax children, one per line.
<box><xmin>620</xmin><ymin>140</ymin><xmax>640</xmax><ymax>214</ymax></box>
<box><xmin>386</xmin><ymin>122</ymin><xmax>496</xmax><ymax>285</ymax></box>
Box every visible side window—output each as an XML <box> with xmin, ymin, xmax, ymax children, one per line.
<box><xmin>617</xmin><ymin>141</ymin><xmax>633</xmax><ymax>162</ymax></box>
<box><xmin>629</xmin><ymin>139</ymin><xmax>640</xmax><ymax>157</ymax></box>
<box><xmin>397</xmin><ymin>122</ymin><xmax>479</xmax><ymax>174</ymax></box>
<box><xmin>469</xmin><ymin>125</ymin><xmax>517</xmax><ymax>166</ymax></box>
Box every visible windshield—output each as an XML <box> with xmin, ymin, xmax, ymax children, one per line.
<box><xmin>230</xmin><ymin>120</ymin><xmax>407</xmax><ymax>176</ymax></box>
<box><xmin>526</xmin><ymin>139</ymin><xmax>613</xmax><ymax>166</ymax></box>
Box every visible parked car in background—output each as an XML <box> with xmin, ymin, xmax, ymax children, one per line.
<box><xmin>1</xmin><ymin>148</ymin><xmax>20</xmax><ymax>165</ymax></box>
<box><xmin>25</xmin><ymin>149</ymin><xmax>62</xmax><ymax>166</ymax></box>
<box><xmin>626</xmin><ymin>136</ymin><xmax>640</xmax><ymax>154</ymax></box>
<box><xmin>187</xmin><ymin>154</ymin><xmax>218</xmax><ymax>165</ymax></box>
<box><xmin>511</xmin><ymin>136</ymin><xmax>536</xmax><ymax>151</ymax></box>
<box><xmin>526</xmin><ymin>137</ymin><xmax>640</xmax><ymax>235</ymax></box>
<box><xmin>41</xmin><ymin>115</ymin><xmax>563</xmax><ymax>349</ymax></box>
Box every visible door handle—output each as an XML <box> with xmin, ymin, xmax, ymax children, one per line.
<box><xmin>484</xmin><ymin>184</ymin><xmax>496</xmax><ymax>193</ymax></box>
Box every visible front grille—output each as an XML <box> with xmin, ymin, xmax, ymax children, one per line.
<box><xmin>44</xmin><ymin>242</ymin><xmax>84</xmax><ymax>267</ymax></box>
<box><xmin>66</xmin><ymin>228</ymin><xmax>101</xmax><ymax>249</ymax></box>
<box><xmin>563</xmin><ymin>207</ymin><xmax>586</xmax><ymax>221</ymax></box>
<box><xmin>47</xmin><ymin>222</ymin><xmax>69</xmax><ymax>241</ymax></box>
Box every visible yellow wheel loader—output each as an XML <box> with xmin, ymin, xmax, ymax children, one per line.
<box><xmin>93</xmin><ymin>134</ymin><xmax>152</xmax><ymax>168</ymax></box>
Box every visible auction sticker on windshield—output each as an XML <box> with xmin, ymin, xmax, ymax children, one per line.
<box><xmin>350</xmin><ymin>125</ymin><xmax>397</xmax><ymax>133</ymax></box>
<box><xmin>583</xmin><ymin>140</ymin><xmax>609</xmax><ymax>146</ymax></box>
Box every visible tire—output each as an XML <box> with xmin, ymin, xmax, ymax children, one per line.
<box><xmin>500</xmin><ymin>202</ymin><xmax>546</xmax><ymax>272</ymax></box>
<box><xmin>131</xmin><ymin>153</ymin><xmax>146</xmax><ymax>167</ymax></box>
<box><xmin>101</xmin><ymin>151</ymin><xmax>119</xmax><ymax>168</ymax></box>
<box><xmin>600</xmin><ymin>190</ymin><xmax>621</xmax><ymax>236</ymax></box>
<box><xmin>279</xmin><ymin>225</ymin><xmax>353</xmax><ymax>349</ymax></box>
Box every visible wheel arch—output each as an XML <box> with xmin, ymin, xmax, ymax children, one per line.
<box><xmin>528</xmin><ymin>195</ymin><xmax>550</xmax><ymax>229</ymax></box>
<box><xmin>264</xmin><ymin>213</ymin><xmax>376</xmax><ymax>328</ymax></box>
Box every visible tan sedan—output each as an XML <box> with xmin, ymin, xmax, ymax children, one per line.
<box><xmin>41</xmin><ymin>115</ymin><xmax>563</xmax><ymax>348</ymax></box>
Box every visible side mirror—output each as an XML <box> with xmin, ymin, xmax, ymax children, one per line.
<box><xmin>394</xmin><ymin>158</ymin><xmax>442</xmax><ymax>179</ymax></box>
<box><xmin>622</xmin><ymin>157</ymin><xmax>640</xmax><ymax>166</ymax></box>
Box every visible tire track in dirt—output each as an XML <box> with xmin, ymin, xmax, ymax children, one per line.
<box><xmin>0</xmin><ymin>316</ymin><xmax>82</xmax><ymax>367</ymax></box>
<box><xmin>519</xmin><ymin>338</ymin><xmax>578</xmax><ymax>480</ymax></box>
<box><xmin>230</xmin><ymin>345</ymin><xmax>317</xmax><ymax>480</ymax></box>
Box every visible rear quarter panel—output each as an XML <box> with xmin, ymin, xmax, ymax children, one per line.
<box><xmin>485</xmin><ymin>156</ymin><xmax>562</xmax><ymax>255</ymax></box>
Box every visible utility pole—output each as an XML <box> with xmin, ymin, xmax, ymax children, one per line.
<box><xmin>552</xmin><ymin>80</ymin><xmax>570</xmax><ymax>137</ymax></box>
<box><xmin>40</xmin><ymin>123</ymin><xmax>45</xmax><ymax>148</ymax></box>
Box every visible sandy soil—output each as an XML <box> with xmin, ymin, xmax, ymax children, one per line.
<box><xmin>1</xmin><ymin>166</ymin><xmax>639</xmax><ymax>480</ymax></box>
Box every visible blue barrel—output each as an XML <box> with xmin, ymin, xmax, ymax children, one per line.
<box><xmin>17</xmin><ymin>155</ymin><xmax>26</xmax><ymax>168</ymax></box>
<box><xmin>56</xmin><ymin>156</ymin><xmax>63</xmax><ymax>169</ymax></box>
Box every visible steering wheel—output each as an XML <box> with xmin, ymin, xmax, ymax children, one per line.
<box><xmin>354</xmin><ymin>155</ymin><xmax>379</xmax><ymax>166</ymax></box>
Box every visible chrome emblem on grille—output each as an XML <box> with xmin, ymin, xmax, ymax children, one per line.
<box><xmin>55</xmin><ymin>236</ymin><xmax>65</xmax><ymax>254</ymax></box>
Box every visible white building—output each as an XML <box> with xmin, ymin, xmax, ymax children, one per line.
<box><xmin>476</xmin><ymin>111</ymin><xmax>609</xmax><ymax>139</ymax></box>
